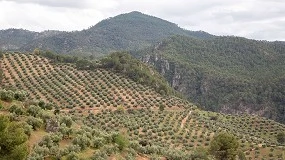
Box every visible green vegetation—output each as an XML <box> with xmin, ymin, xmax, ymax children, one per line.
<box><xmin>0</xmin><ymin>89</ymin><xmax>27</xmax><ymax>102</ymax></box>
<box><xmin>276</xmin><ymin>132</ymin><xmax>285</xmax><ymax>144</ymax></box>
<box><xmin>1</xmin><ymin>52</ymin><xmax>285</xmax><ymax>159</ymax></box>
<box><xmin>0</xmin><ymin>29</ymin><xmax>38</xmax><ymax>51</ymax></box>
<box><xmin>209</xmin><ymin>132</ymin><xmax>239</xmax><ymax>160</ymax></box>
<box><xmin>1</xmin><ymin>52</ymin><xmax>187</xmax><ymax>112</ymax></box>
<box><xmin>40</xmin><ymin>50</ymin><xmax>176</xmax><ymax>96</ymax></box>
<box><xmin>135</xmin><ymin>35</ymin><xmax>285</xmax><ymax>123</ymax></box>
<box><xmin>1</xmin><ymin>10</ymin><xmax>285</xmax><ymax>159</ymax></box>
<box><xmin>0</xmin><ymin>12</ymin><xmax>212</xmax><ymax>55</ymax></box>
<box><xmin>114</xmin><ymin>133</ymin><xmax>129</xmax><ymax>151</ymax></box>
<box><xmin>100</xmin><ymin>52</ymin><xmax>175</xmax><ymax>95</ymax></box>
<box><xmin>0</xmin><ymin>115</ymin><xmax>29</xmax><ymax>160</ymax></box>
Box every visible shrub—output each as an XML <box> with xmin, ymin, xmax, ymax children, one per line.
<box><xmin>14</xmin><ymin>106</ymin><xmax>25</xmax><ymax>115</ymax></box>
<box><xmin>159</xmin><ymin>103</ymin><xmax>165</xmax><ymax>112</ymax></box>
<box><xmin>21</xmin><ymin>122</ymin><xmax>33</xmax><ymax>137</ymax></box>
<box><xmin>91</xmin><ymin>150</ymin><xmax>107</xmax><ymax>160</ymax></box>
<box><xmin>0</xmin><ymin>115</ymin><xmax>29</xmax><ymax>159</ymax></box>
<box><xmin>14</xmin><ymin>90</ymin><xmax>27</xmax><ymax>101</ymax></box>
<box><xmin>66</xmin><ymin>152</ymin><xmax>79</xmax><ymax>160</ymax></box>
<box><xmin>27</xmin><ymin>105</ymin><xmax>42</xmax><ymax>117</ymax></box>
<box><xmin>0</xmin><ymin>89</ymin><xmax>15</xmax><ymax>102</ymax></box>
<box><xmin>114</xmin><ymin>133</ymin><xmax>129</xmax><ymax>151</ymax></box>
<box><xmin>116</xmin><ymin>105</ymin><xmax>125</xmax><ymax>114</ymax></box>
<box><xmin>27</xmin><ymin>116</ymin><xmax>43</xmax><ymax>130</ymax></box>
<box><xmin>210</xmin><ymin>115</ymin><xmax>218</xmax><ymax>121</ymax></box>
<box><xmin>93</xmin><ymin>137</ymin><xmax>106</xmax><ymax>149</ymax></box>
<box><xmin>72</xmin><ymin>134</ymin><xmax>91</xmax><ymax>150</ymax></box>
<box><xmin>276</xmin><ymin>132</ymin><xmax>285</xmax><ymax>144</ymax></box>
<box><xmin>38</xmin><ymin>100</ymin><xmax>46</xmax><ymax>109</ymax></box>
<box><xmin>60</xmin><ymin>116</ymin><xmax>73</xmax><ymax>128</ymax></box>
<box><xmin>209</xmin><ymin>132</ymin><xmax>239</xmax><ymax>160</ymax></box>
<box><xmin>190</xmin><ymin>147</ymin><xmax>209</xmax><ymax>160</ymax></box>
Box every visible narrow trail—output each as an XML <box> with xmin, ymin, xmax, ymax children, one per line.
<box><xmin>181</xmin><ymin>110</ymin><xmax>192</xmax><ymax>129</ymax></box>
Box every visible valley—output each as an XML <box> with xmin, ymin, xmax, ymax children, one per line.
<box><xmin>0</xmin><ymin>52</ymin><xmax>284</xmax><ymax>159</ymax></box>
<box><xmin>0</xmin><ymin>11</ymin><xmax>285</xmax><ymax>160</ymax></box>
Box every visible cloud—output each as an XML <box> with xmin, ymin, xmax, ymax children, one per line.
<box><xmin>0</xmin><ymin>0</ymin><xmax>284</xmax><ymax>41</ymax></box>
<box><xmin>1</xmin><ymin>0</ymin><xmax>93</xmax><ymax>8</ymax></box>
<box><xmin>0</xmin><ymin>1</ymin><xmax>108</xmax><ymax>31</ymax></box>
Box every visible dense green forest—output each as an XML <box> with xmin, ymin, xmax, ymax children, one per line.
<box><xmin>134</xmin><ymin>35</ymin><xmax>285</xmax><ymax>123</ymax></box>
<box><xmin>0</xmin><ymin>12</ymin><xmax>212</xmax><ymax>56</ymax></box>
<box><xmin>99</xmin><ymin>52</ymin><xmax>176</xmax><ymax>96</ymax></box>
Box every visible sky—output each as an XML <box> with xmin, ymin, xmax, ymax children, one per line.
<box><xmin>0</xmin><ymin>0</ymin><xmax>284</xmax><ymax>41</ymax></box>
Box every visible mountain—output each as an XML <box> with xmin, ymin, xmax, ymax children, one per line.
<box><xmin>0</xmin><ymin>29</ymin><xmax>63</xmax><ymax>50</ymax></box>
<box><xmin>134</xmin><ymin>35</ymin><xmax>285</xmax><ymax>124</ymax></box>
<box><xmin>1</xmin><ymin>11</ymin><xmax>284</xmax><ymax>124</ymax></box>
<box><xmin>1</xmin><ymin>52</ymin><xmax>285</xmax><ymax>159</ymax></box>
<box><xmin>0</xmin><ymin>29</ymin><xmax>37</xmax><ymax>50</ymax></box>
<box><xmin>0</xmin><ymin>11</ymin><xmax>213</xmax><ymax>56</ymax></box>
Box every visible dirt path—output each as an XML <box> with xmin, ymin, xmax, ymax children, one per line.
<box><xmin>28</xmin><ymin>130</ymin><xmax>48</xmax><ymax>151</ymax></box>
<box><xmin>180</xmin><ymin>111</ymin><xmax>192</xmax><ymax>129</ymax></box>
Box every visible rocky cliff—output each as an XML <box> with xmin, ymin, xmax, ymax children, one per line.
<box><xmin>134</xmin><ymin>35</ymin><xmax>285</xmax><ymax>123</ymax></box>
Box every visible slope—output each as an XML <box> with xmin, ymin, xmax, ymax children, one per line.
<box><xmin>0</xmin><ymin>11</ymin><xmax>213</xmax><ymax>56</ymax></box>
<box><xmin>1</xmin><ymin>52</ymin><xmax>285</xmax><ymax>159</ymax></box>
<box><xmin>0</xmin><ymin>29</ymin><xmax>37</xmax><ymax>50</ymax></box>
<box><xmin>0</xmin><ymin>54</ymin><xmax>285</xmax><ymax>159</ymax></box>
<box><xmin>1</xmin><ymin>52</ymin><xmax>186</xmax><ymax>114</ymax></box>
<box><xmin>0</xmin><ymin>29</ymin><xmax>62</xmax><ymax>51</ymax></box>
<box><xmin>134</xmin><ymin>35</ymin><xmax>285</xmax><ymax>124</ymax></box>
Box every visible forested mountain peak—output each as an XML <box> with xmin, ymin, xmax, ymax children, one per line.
<box><xmin>92</xmin><ymin>11</ymin><xmax>180</xmax><ymax>29</ymax></box>
<box><xmin>0</xmin><ymin>11</ymin><xmax>213</xmax><ymax>55</ymax></box>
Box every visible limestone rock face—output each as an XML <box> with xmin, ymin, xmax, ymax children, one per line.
<box><xmin>140</xmin><ymin>53</ymin><xmax>275</xmax><ymax>120</ymax></box>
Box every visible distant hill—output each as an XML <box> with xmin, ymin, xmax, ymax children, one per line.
<box><xmin>0</xmin><ymin>29</ymin><xmax>37</xmax><ymax>50</ymax></box>
<box><xmin>2</xmin><ymin>11</ymin><xmax>285</xmax><ymax>159</ymax></box>
<box><xmin>1</xmin><ymin>11</ymin><xmax>284</xmax><ymax>126</ymax></box>
<box><xmin>0</xmin><ymin>11</ymin><xmax>213</xmax><ymax>56</ymax></box>
<box><xmin>134</xmin><ymin>35</ymin><xmax>285</xmax><ymax>124</ymax></box>
<box><xmin>0</xmin><ymin>29</ymin><xmax>63</xmax><ymax>51</ymax></box>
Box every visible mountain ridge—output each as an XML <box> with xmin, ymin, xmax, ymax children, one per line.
<box><xmin>0</xmin><ymin>11</ymin><xmax>213</xmax><ymax>56</ymax></box>
<box><xmin>133</xmin><ymin>35</ymin><xmax>285</xmax><ymax>123</ymax></box>
<box><xmin>1</xmin><ymin>11</ymin><xmax>285</xmax><ymax>125</ymax></box>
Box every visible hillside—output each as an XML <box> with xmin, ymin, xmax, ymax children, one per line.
<box><xmin>1</xmin><ymin>52</ymin><xmax>182</xmax><ymax>112</ymax></box>
<box><xmin>133</xmin><ymin>35</ymin><xmax>285</xmax><ymax>124</ymax></box>
<box><xmin>0</xmin><ymin>11</ymin><xmax>213</xmax><ymax>56</ymax></box>
<box><xmin>0</xmin><ymin>29</ymin><xmax>62</xmax><ymax>50</ymax></box>
<box><xmin>1</xmin><ymin>52</ymin><xmax>285</xmax><ymax>159</ymax></box>
<box><xmin>0</xmin><ymin>29</ymin><xmax>37</xmax><ymax>50</ymax></box>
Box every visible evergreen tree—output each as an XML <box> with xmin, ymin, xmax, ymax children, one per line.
<box><xmin>209</xmin><ymin>132</ymin><xmax>239</xmax><ymax>160</ymax></box>
<box><xmin>0</xmin><ymin>115</ymin><xmax>29</xmax><ymax>160</ymax></box>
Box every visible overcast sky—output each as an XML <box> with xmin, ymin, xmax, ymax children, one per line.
<box><xmin>0</xmin><ymin>0</ymin><xmax>284</xmax><ymax>41</ymax></box>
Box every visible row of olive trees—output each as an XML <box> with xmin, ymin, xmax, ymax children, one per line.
<box><xmin>0</xmin><ymin>89</ymin><xmax>27</xmax><ymax>102</ymax></box>
<box><xmin>28</xmin><ymin>125</ymin><xmax>129</xmax><ymax>160</ymax></box>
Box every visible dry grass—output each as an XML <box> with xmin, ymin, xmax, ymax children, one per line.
<box><xmin>28</xmin><ymin>129</ymin><xmax>48</xmax><ymax>151</ymax></box>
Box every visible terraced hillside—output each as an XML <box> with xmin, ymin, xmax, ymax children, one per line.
<box><xmin>1</xmin><ymin>53</ymin><xmax>189</xmax><ymax>114</ymax></box>
<box><xmin>85</xmin><ymin>109</ymin><xmax>285</xmax><ymax>159</ymax></box>
<box><xmin>1</xmin><ymin>52</ymin><xmax>285</xmax><ymax>159</ymax></box>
